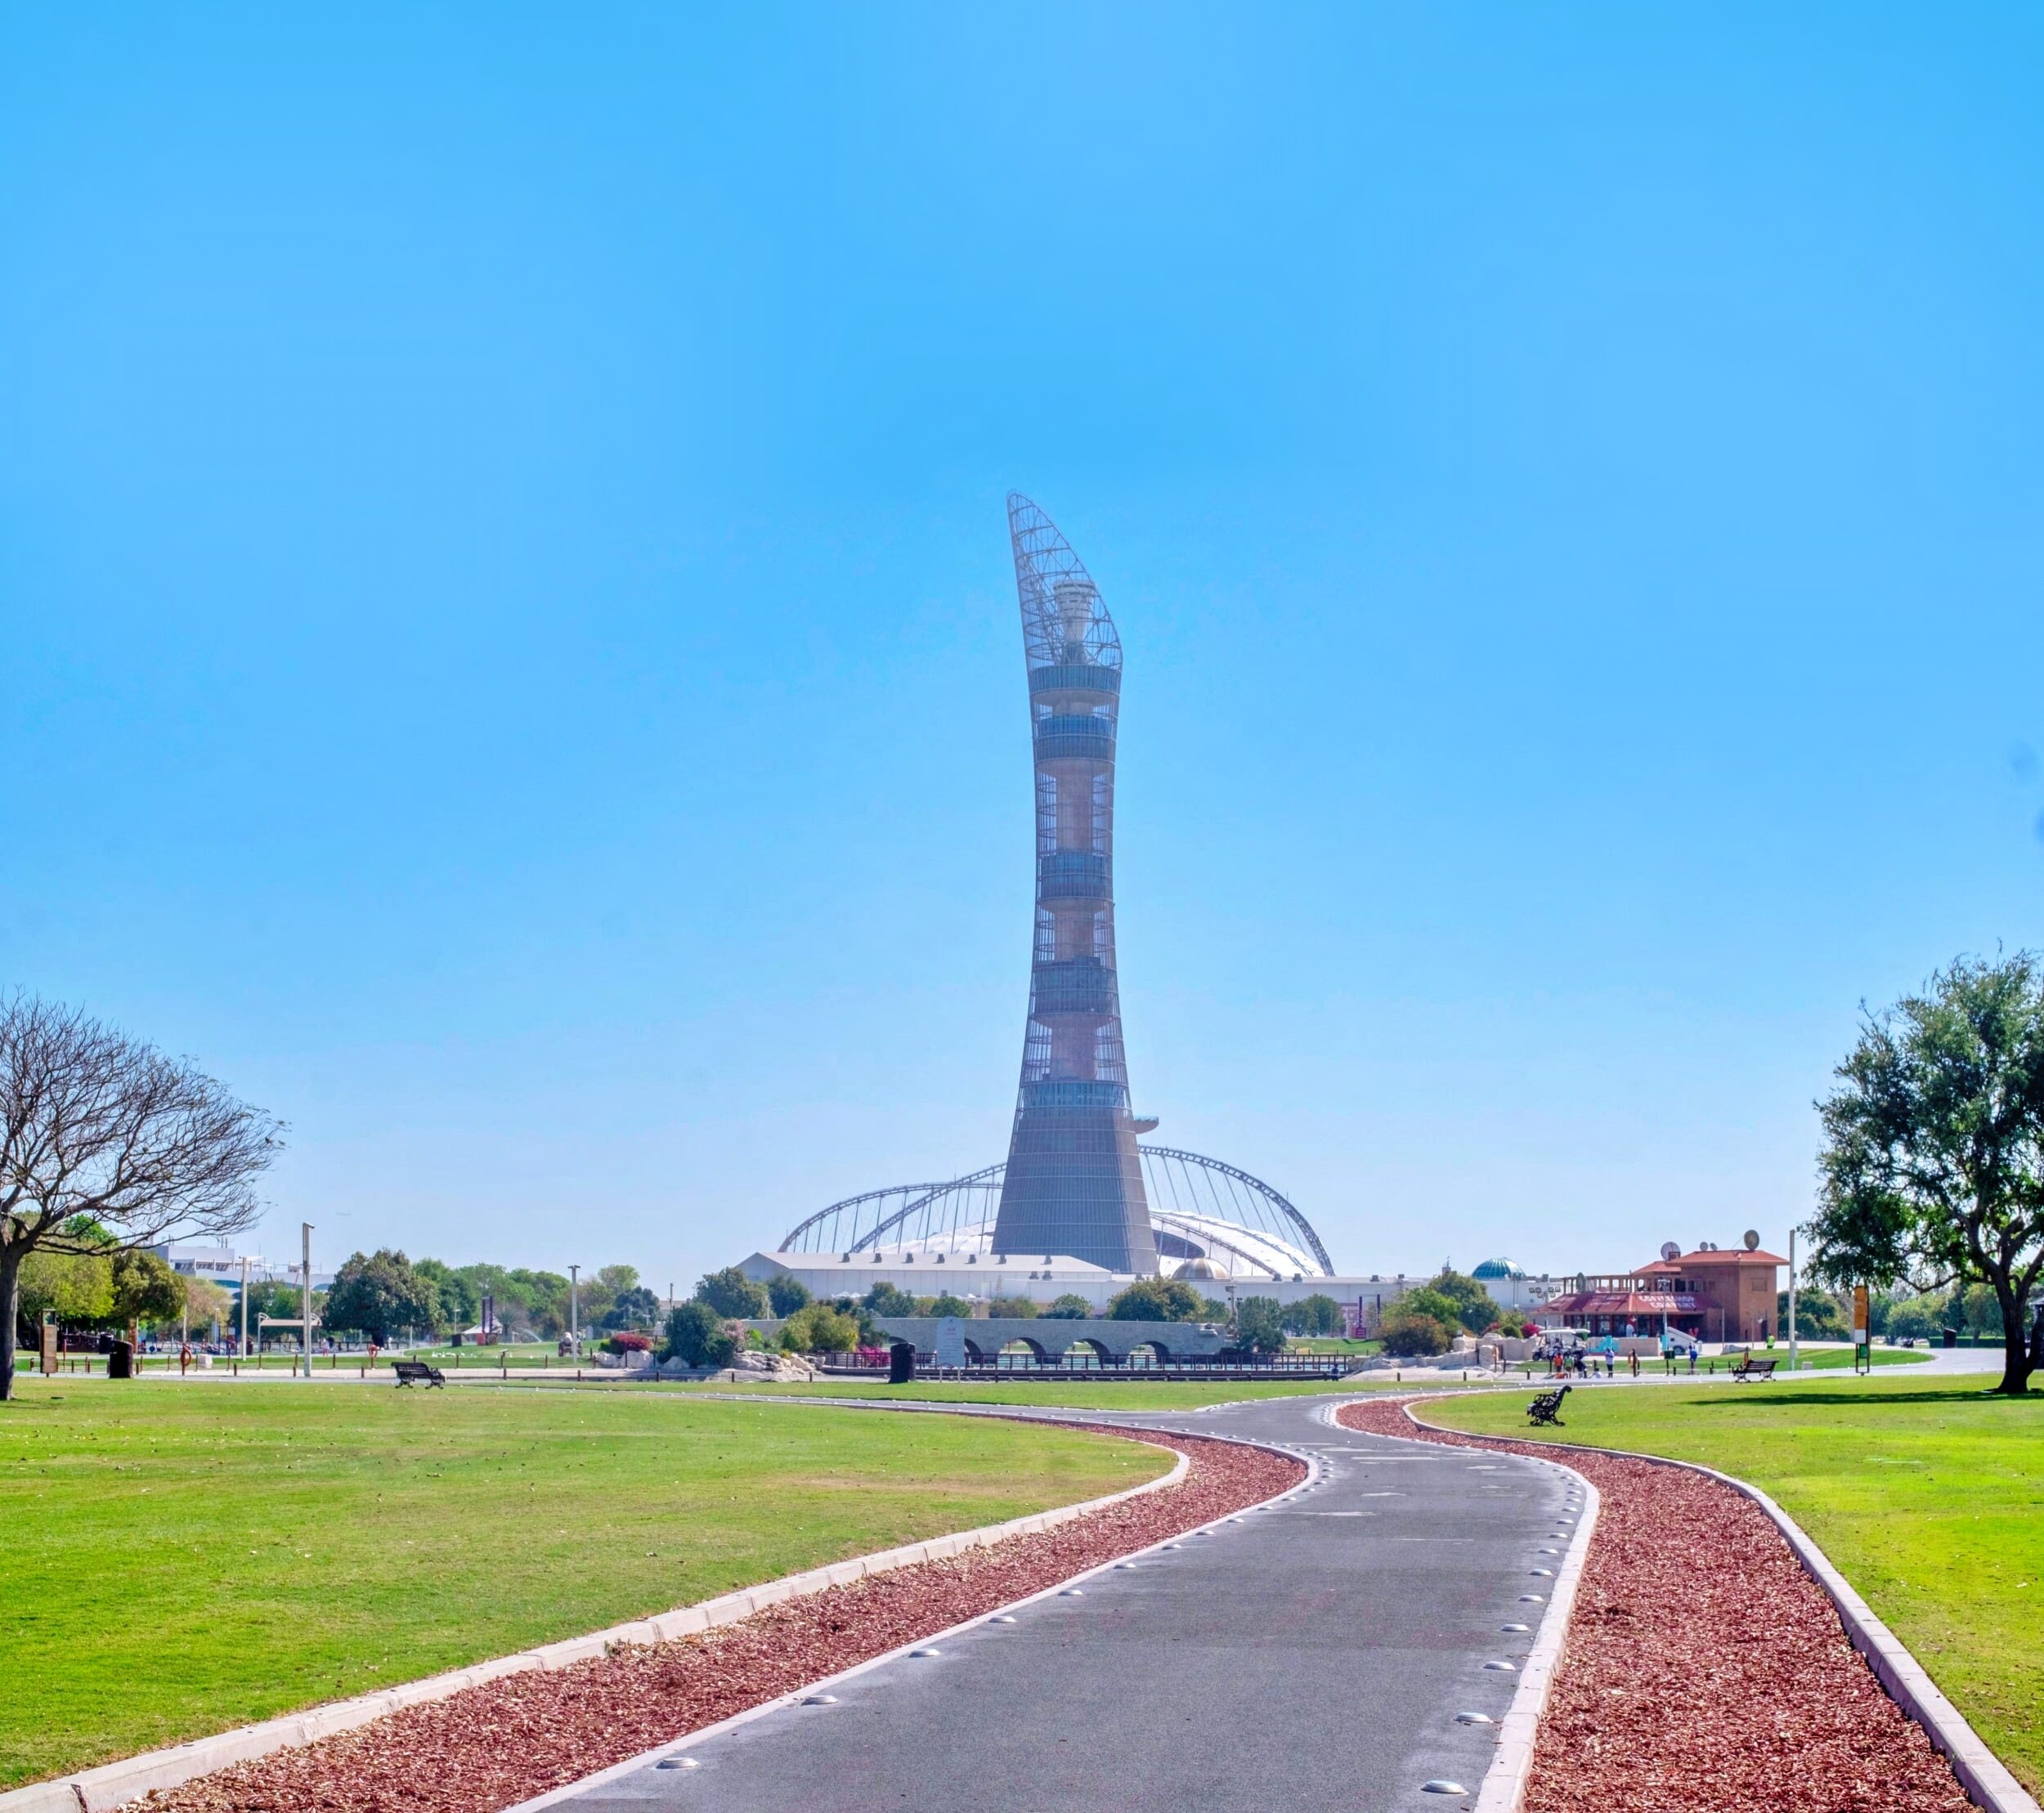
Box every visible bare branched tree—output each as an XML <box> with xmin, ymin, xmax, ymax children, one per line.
<box><xmin>0</xmin><ymin>995</ymin><xmax>283</xmax><ymax>1399</ymax></box>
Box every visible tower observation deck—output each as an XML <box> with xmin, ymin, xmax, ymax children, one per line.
<box><xmin>990</xmin><ymin>495</ymin><xmax>1157</xmax><ymax>1274</ymax></box>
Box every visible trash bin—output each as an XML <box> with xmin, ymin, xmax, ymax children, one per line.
<box><xmin>107</xmin><ymin>1341</ymin><xmax>134</xmax><ymax>1380</ymax></box>
<box><xmin>1941</xmin><ymin>1327</ymin><xmax>1958</xmax><ymax>1349</ymax></box>
<box><xmin>888</xmin><ymin>1341</ymin><xmax>916</xmax><ymax>1385</ymax></box>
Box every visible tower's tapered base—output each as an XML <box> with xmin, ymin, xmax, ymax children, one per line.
<box><xmin>993</xmin><ymin>1091</ymin><xmax>1156</xmax><ymax>1274</ymax></box>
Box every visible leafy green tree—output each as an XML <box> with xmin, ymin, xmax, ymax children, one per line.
<box><xmin>986</xmin><ymin>1296</ymin><xmax>1038</xmax><ymax>1318</ymax></box>
<box><xmin>325</xmin><ymin>1250</ymin><xmax>440</xmax><ymax>1343</ymax></box>
<box><xmin>412</xmin><ymin>1258</ymin><xmax>475</xmax><ymax>1333</ymax></box>
<box><xmin>766</xmin><ymin>1274</ymin><xmax>812</xmax><ymax>1317</ymax></box>
<box><xmin>1777</xmin><ymin>1287</ymin><xmax>1848</xmax><ymax>1341</ymax></box>
<box><xmin>600</xmin><ymin>1285</ymin><xmax>662</xmax><ymax>1332</ymax></box>
<box><xmin>1425</xmin><ymin>1269</ymin><xmax>1504</xmax><ymax>1334</ymax></box>
<box><xmin>922</xmin><ymin>1292</ymin><xmax>971</xmax><ymax>1318</ymax></box>
<box><xmin>1396</xmin><ymin>1285</ymin><xmax>1464</xmax><ymax>1332</ymax></box>
<box><xmin>1884</xmin><ymin>1291</ymin><xmax>1947</xmax><ymax>1342</ymax></box>
<box><xmin>16</xmin><ymin>1248</ymin><xmax>114</xmax><ymax>1332</ymax></box>
<box><xmin>1808</xmin><ymin>952</ymin><xmax>2044</xmax><ymax>1394</ymax></box>
<box><xmin>1106</xmin><ymin>1278</ymin><xmax>1206</xmax><ymax>1322</ymax></box>
<box><xmin>662</xmin><ymin>1301</ymin><xmax>739</xmax><ymax>1368</ymax></box>
<box><xmin>862</xmin><ymin>1281</ymin><xmax>916</xmax><ymax>1316</ymax></box>
<box><xmin>110</xmin><ymin>1249</ymin><xmax>186</xmax><ymax>1328</ymax></box>
<box><xmin>509</xmin><ymin>1269</ymin><xmax>571</xmax><ymax>1336</ymax></box>
<box><xmin>696</xmin><ymin>1266</ymin><xmax>769</xmax><ymax>1318</ymax></box>
<box><xmin>1042</xmin><ymin>1294</ymin><xmax>1092</xmax><ymax>1318</ymax></box>
<box><xmin>1280</xmin><ymin>1293</ymin><xmax>1342</xmax><ymax>1336</ymax></box>
<box><xmin>1234</xmin><ymin>1296</ymin><xmax>1287</xmax><ymax>1354</ymax></box>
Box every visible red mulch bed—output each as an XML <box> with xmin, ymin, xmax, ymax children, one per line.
<box><xmin>139</xmin><ymin>1426</ymin><xmax>1300</xmax><ymax>1813</ymax></box>
<box><xmin>1337</xmin><ymin>1397</ymin><xmax>1974</xmax><ymax>1813</ymax></box>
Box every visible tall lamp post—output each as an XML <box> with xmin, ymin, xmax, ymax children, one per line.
<box><xmin>1787</xmin><ymin>1229</ymin><xmax>1799</xmax><ymax>1374</ymax></box>
<box><xmin>568</xmin><ymin>1265</ymin><xmax>580</xmax><ymax>1357</ymax></box>
<box><xmin>239</xmin><ymin>1255</ymin><xmax>250</xmax><ymax>1359</ymax></box>
<box><xmin>300</xmin><ymin>1222</ymin><xmax>314</xmax><ymax>1379</ymax></box>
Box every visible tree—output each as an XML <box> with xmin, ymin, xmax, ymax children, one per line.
<box><xmin>1777</xmin><ymin>1287</ymin><xmax>1848</xmax><ymax>1341</ymax></box>
<box><xmin>1396</xmin><ymin>1285</ymin><xmax>1464</xmax><ymax>1332</ymax></box>
<box><xmin>1280</xmin><ymin>1293</ymin><xmax>1342</xmax><ymax>1336</ymax></box>
<box><xmin>696</xmin><ymin>1266</ymin><xmax>769</xmax><ymax>1318</ymax></box>
<box><xmin>766</xmin><ymin>1274</ymin><xmax>812</xmax><ymax>1317</ymax></box>
<box><xmin>600</xmin><ymin>1286</ymin><xmax>662</xmax><ymax>1332</ymax></box>
<box><xmin>922</xmin><ymin>1292</ymin><xmax>971</xmax><ymax>1318</ymax></box>
<box><xmin>413</xmin><ymin>1258</ymin><xmax>475</xmax><ymax>1333</ymax></box>
<box><xmin>1884</xmin><ymin>1291</ymin><xmax>1947</xmax><ymax>1343</ymax></box>
<box><xmin>1106</xmin><ymin>1278</ymin><xmax>1206</xmax><ymax>1322</ymax></box>
<box><xmin>863</xmin><ymin>1281</ymin><xmax>916</xmax><ymax>1316</ymax></box>
<box><xmin>1808</xmin><ymin>953</ymin><xmax>2044</xmax><ymax>1394</ymax></box>
<box><xmin>110</xmin><ymin>1248</ymin><xmax>186</xmax><ymax>1328</ymax></box>
<box><xmin>0</xmin><ymin>996</ymin><xmax>280</xmax><ymax>1399</ymax></box>
<box><xmin>662</xmin><ymin>1301</ymin><xmax>740</xmax><ymax>1369</ymax></box>
<box><xmin>325</xmin><ymin>1250</ymin><xmax>440</xmax><ymax>1343</ymax></box>
<box><xmin>1042</xmin><ymin>1294</ymin><xmax>1092</xmax><ymax>1319</ymax></box>
<box><xmin>1234</xmin><ymin>1296</ymin><xmax>1287</xmax><ymax>1354</ymax></box>
<box><xmin>1425</xmin><ymin>1269</ymin><xmax>1504</xmax><ymax>1336</ymax></box>
<box><xmin>986</xmin><ymin>1295</ymin><xmax>1038</xmax><ymax>1318</ymax></box>
<box><xmin>16</xmin><ymin>1244</ymin><xmax>115</xmax><ymax>1338</ymax></box>
<box><xmin>181</xmin><ymin>1276</ymin><xmax>232</xmax><ymax>1336</ymax></box>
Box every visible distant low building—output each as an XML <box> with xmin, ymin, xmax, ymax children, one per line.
<box><xmin>1540</xmin><ymin>1240</ymin><xmax>1785</xmax><ymax>1343</ymax></box>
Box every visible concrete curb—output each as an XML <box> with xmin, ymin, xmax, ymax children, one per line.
<box><xmin>1400</xmin><ymin>1394</ymin><xmax>2042</xmax><ymax>1813</ymax></box>
<box><xmin>2</xmin><ymin>1435</ymin><xmax>1189</xmax><ymax>1813</ymax></box>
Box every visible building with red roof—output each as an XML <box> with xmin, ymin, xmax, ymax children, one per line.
<box><xmin>1541</xmin><ymin>1239</ymin><xmax>1786</xmax><ymax>1343</ymax></box>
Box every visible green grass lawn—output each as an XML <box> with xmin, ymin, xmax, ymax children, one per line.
<box><xmin>1423</xmin><ymin>1376</ymin><xmax>2044</xmax><ymax>1793</ymax></box>
<box><xmin>0</xmin><ymin>1378</ymin><xmax>1169</xmax><ymax>1788</ymax></box>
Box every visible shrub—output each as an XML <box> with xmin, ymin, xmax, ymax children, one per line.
<box><xmin>863</xmin><ymin>1281</ymin><xmax>915</xmax><ymax>1316</ymax></box>
<box><xmin>780</xmin><ymin>1304</ymin><xmax>858</xmax><ymax>1354</ymax></box>
<box><xmin>602</xmin><ymin>1331</ymin><xmax>653</xmax><ymax>1356</ymax></box>
<box><xmin>663</xmin><ymin>1301</ymin><xmax>740</xmax><ymax>1368</ymax></box>
<box><xmin>986</xmin><ymin>1296</ymin><xmax>1038</xmax><ymax>1318</ymax></box>
<box><xmin>923</xmin><ymin>1292</ymin><xmax>972</xmax><ymax>1318</ymax></box>
<box><xmin>766</xmin><ymin>1274</ymin><xmax>812</xmax><ymax>1317</ymax></box>
<box><xmin>1379</xmin><ymin>1309</ymin><xmax>1455</xmax><ymax>1357</ymax></box>
<box><xmin>1042</xmin><ymin>1294</ymin><xmax>1092</xmax><ymax>1319</ymax></box>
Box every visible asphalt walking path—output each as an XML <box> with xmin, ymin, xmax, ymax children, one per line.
<box><xmin>540</xmin><ymin>1393</ymin><xmax>1574</xmax><ymax>1813</ymax></box>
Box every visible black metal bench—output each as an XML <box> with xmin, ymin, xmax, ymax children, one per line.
<box><xmin>393</xmin><ymin>1360</ymin><xmax>446</xmax><ymax>1388</ymax></box>
<box><xmin>1526</xmin><ymin>1385</ymin><xmax>1570</xmax><ymax>1426</ymax></box>
<box><xmin>1731</xmin><ymin>1355</ymin><xmax>1777</xmax><ymax>1381</ymax></box>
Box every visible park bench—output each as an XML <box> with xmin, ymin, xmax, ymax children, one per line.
<box><xmin>1731</xmin><ymin>1355</ymin><xmax>1777</xmax><ymax>1382</ymax></box>
<box><xmin>393</xmin><ymin>1360</ymin><xmax>446</xmax><ymax>1389</ymax></box>
<box><xmin>1526</xmin><ymin>1385</ymin><xmax>1570</xmax><ymax>1426</ymax></box>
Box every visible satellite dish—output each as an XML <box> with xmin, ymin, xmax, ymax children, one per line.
<box><xmin>1742</xmin><ymin>1229</ymin><xmax>1760</xmax><ymax>1251</ymax></box>
<box><xmin>1660</xmin><ymin>1241</ymin><xmax>1681</xmax><ymax>1262</ymax></box>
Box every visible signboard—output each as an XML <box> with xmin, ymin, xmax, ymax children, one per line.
<box><xmin>935</xmin><ymin>1315</ymin><xmax>966</xmax><ymax>1368</ymax></box>
<box><xmin>40</xmin><ymin>1311</ymin><xmax>59</xmax><ymax>1377</ymax></box>
<box><xmin>1852</xmin><ymin>1285</ymin><xmax>1870</xmax><ymax>1345</ymax></box>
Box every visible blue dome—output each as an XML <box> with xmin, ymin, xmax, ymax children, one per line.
<box><xmin>1472</xmin><ymin>1257</ymin><xmax>1526</xmax><ymax>1281</ymax></box>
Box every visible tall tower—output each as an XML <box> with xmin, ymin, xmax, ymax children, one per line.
<box><xmin>991</xmin><ymin>495</ymin><xmax>1158</xmax><ymax>1275</ymax></box>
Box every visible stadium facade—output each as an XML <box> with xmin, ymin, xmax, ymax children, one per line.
<box><xmin>741</xmin><ymin>495</ymin><xmax>1342</xmax><ymax>1308</ymax></box>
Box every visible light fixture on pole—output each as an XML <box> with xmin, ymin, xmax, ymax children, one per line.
<box><xmin>568</xmin><ymin>1265</ymin><xmax>580</xmax><ymax>1356</ymax></box>
<box><xmin>1787</xmin><ymin>1229</ymin><xmax>1799</xmax><ymax>1373</ymax></box>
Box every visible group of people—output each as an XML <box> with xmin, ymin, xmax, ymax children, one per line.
<box><xmin>1537</xmin><ymin>1332</ymin><xmax>1706</xmax><ymax>1379</ymax></box>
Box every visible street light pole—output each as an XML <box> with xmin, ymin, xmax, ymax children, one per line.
<box><xmin>240</xmin><ymin>1256</ymin><xmax>249</xmax><ymax>1359</ymax></box>
<box><xmin>569</xmin><ymin>1265</ymin><xmax>580</xmax><ymax>1356</ymax></box>
<box><xmin>1787</xmin><ymin>1229</ymin><xmax>1799</xmax><ymax>1374</ymax></box>
<box><xmin>300</xmin><ymin>1222</ymin><xmax>314</xmax><ymax>1378</ymax></box>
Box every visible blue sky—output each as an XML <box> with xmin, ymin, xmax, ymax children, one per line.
<box><xmin>5</xmin><ymin>5</ymin><xmax>2043</xmax><ymax>1287</ymax></box>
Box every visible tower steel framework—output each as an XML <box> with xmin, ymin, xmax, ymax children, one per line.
<box><xmin>988</xmin><ymin>495</ymin><xmax>1156</xmax><ymax>1274</ymax></box>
